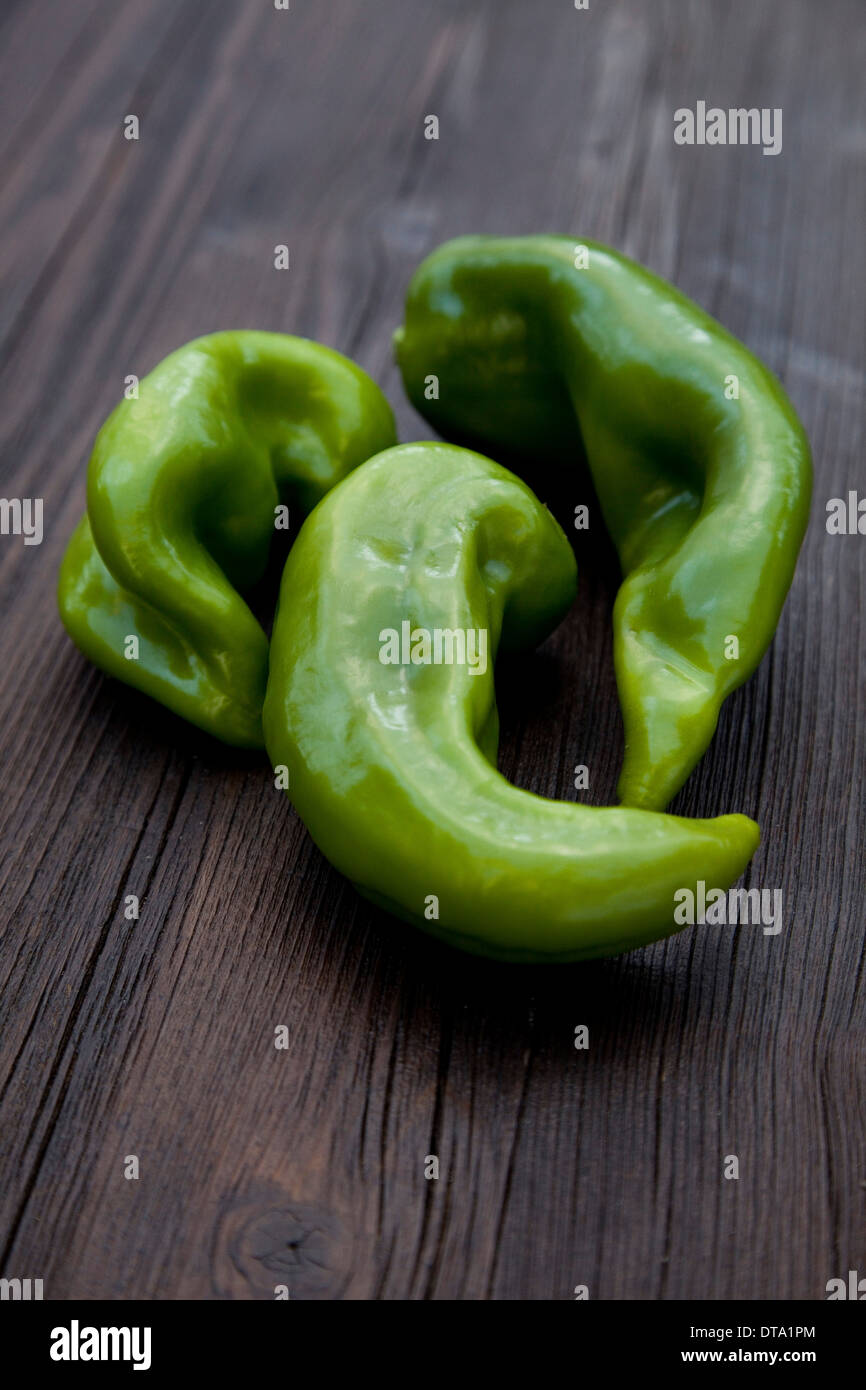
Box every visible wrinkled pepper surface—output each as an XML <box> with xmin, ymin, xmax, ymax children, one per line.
<box><xmin>395</xmin><ymin>236</ymin><xmax>812</xmax><ymax>810</ymax></box>
<box><xmin>58</xmin><ymin>331</ymin><xmax>396</xmax><ymax>745</ymax></box>
<box><xmin>264</xmin><ymin>443</ymin><xmax>760</xmax><ymax>962</ymax></box>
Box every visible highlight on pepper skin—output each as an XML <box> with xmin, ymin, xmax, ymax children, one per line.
<box><xmin>58</xmin><ymin>330</ymin><xmax>397</xmax><ymax>747</ymax></box>
<box><xmin>394</xmin><ymin>234</ymin><xmax>813</xmax><ymax>812</ymax></box>
<box><xmin>263</xmin><ymin>441</ymin><xmax>761</xmax><ymax>963</ymax></box>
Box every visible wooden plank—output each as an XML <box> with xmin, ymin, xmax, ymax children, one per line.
<box><xmin>0</xmin><ymin>0</ymin><xmax>863</xmax><ymax>1300</ymax></box>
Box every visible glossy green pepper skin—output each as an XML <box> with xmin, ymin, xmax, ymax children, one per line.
<box><xmin>394</xmin><ymin>236</ymin><xmax>812</xmax><ymax>810</ymax></box>
<box><xmin>58</xmin><ymin>332</ymin><xmax>396</xmax><ymax>746</ymax></box>
<box><xmin>264</xmin><ymin>443</ymin><xmax>760</xmax><ymax>962</ymax></box>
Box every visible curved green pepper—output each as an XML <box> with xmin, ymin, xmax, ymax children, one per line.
<box><xmin>264</xmin><ymin>443</ymin><xmax>760</xmax><ymax>962</ymax></box>
<box><xmin>58</xmin><ymin>331</ymin><xmax>396</xmax><ymax>746</ymax></box>
<box><xmin>394</xmin><ymin>236</ymin><xmax>812</xmax><ymax>810</ymax></box>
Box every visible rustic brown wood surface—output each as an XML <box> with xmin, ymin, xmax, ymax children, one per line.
<box><xmin>0</xmin><ymin>0</ymin><xmax>863</xmax><ymax>1301</ymax></box>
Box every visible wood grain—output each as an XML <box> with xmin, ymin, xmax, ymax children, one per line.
<box><xmin>0</xmin><ymin>0</ymin><xmax>863</xmax><ymax>1300</ymax></box>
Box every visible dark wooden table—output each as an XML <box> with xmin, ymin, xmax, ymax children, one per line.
<box><xmin>1</xmin><ymin>0</ymin><xmax>863</xmax><ymax>1301</ymax></box>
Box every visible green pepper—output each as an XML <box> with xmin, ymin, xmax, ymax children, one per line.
<box><xmin>394</xmin><ymin>236</ymin><xmax>812</xmax><ymax>810</ymax></box>
<box><xmin>58</xmin><ymin>331</ymin><xmax>396</xmax><ymax>746</ymax></box>
<box><xmin>264</xmin><ymin>443</ymin><xmax>760</xmax><ymax>962</ymax></box>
